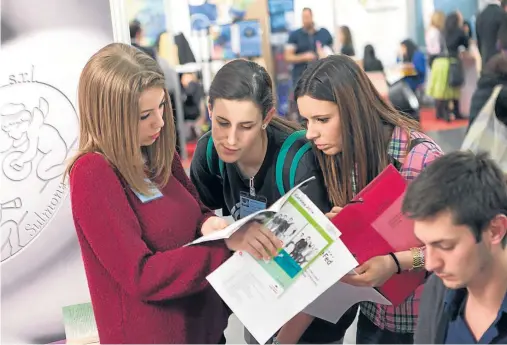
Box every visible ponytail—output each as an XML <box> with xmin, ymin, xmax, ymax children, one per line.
<box><xmin>269</xmin><ymin>115</ymin><xmax>303</xmax><ymax>133</ymax></box>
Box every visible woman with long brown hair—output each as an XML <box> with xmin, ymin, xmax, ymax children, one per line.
<box><xmin>275</xmin><ymin>55</ymin><xmax>444</xmax><ymax>344</ymax></box>
<box><xmin>338</xmin><ymin>26</ymin><xmax>355</xmax><ymax>57</ymax></box>
<box><xmin>190</xmin><ymin>58</ymin><xmax>357</xmax><ymax>344</ymax></box>
<box><xmin>66</xmin><ymin>43</ymin><xmax>266</xmax><ymax>344</ymax></box>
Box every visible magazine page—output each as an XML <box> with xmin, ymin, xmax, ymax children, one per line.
<box><xmin>206</xmin><ymin>189</ymin><xmax>357</xmax><ymax>345</ymax></box>
<box><xmin>186</xmin><ymin>177</ymin><xmax>317</xmax><ymax>246</ymax></box>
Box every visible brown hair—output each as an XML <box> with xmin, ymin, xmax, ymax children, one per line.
<box><xmin>340</xmin><ymin>26</ymin><xmax>354</xmax><ymax>47</ymax></box>
<box><xmin>430</xmin><ymin>11</ymin><xmax>446</xmax><ymax>31</ymax></box>
<box><xmin>208</xmin><ymin>58</ymin><xmax>302</xmax><ymax>132</ymax></box>
<box><xmin>294</xmin><ymin>55</ymin><xmax>420</xmax><ymax>206</ymax></box>
<box><xmin>65</xmin><ymin>43</ymin><xmax>176</xmax><ymax>195</ymax></box>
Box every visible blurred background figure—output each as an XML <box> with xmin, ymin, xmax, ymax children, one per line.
<box><xmin>399</xmin><ymin>39</ymin><xmax>427</xmax><ymax>92</ymax></box>
<box><xmin>427</xmin><ymin>12</ymin><xmax>469</xmax><ymax>122</ymax></box>
<box><xmin>425</xmin><ymin>11</ymin><xmax>446</xmax><ymax>68</ymax></box>
<box><xmin>362</xmin><ymin>44</ymin><xmax>384</xmax><ymax>73</ymax></box>
<box><xmin>338</xmin><ymin>25</ymin><xmax>355</xmax><ymax>57</ymax></box>
<box><xmin>284</xmin><ymin>7</ymin><xmax>333</xmax><ymax>87</ymax></box>
<box><xmin>476</xmin><ymin>0</ymin><xmax>507</xmax><ymax>68</ymax></box>
<box><xmin>129</xmin><ymin>19</ymin><xmax>157</xmax><ymax>60</ymax></box>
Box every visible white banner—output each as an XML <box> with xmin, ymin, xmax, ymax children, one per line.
<box><xmin>1</xmin><ymin>0</ymin><xmax>122</xmax><ymax>342</ymax></box>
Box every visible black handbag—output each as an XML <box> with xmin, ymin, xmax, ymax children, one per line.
<box><xmin>441</xmin><ymin>36</ymin><xmax>464</xmax><ymax>87</ymax></box>
<box><xmin>448</xmin><ymin>57</ymin><xmax>464</xmax><ymax>87</ymax></box>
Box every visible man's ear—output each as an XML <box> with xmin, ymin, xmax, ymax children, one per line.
<box><xmin>207</xmin><ymin>101</ymin><xmax>212</xmax><ymax>120</ymax></box>
<box><xmin>489</xmin><ymin>214</ymin><xmax>507</xmax><ymax>246</ymax></box>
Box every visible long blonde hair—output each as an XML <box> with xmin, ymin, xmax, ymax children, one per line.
<box><xmin>66</xmin><ymin>43</ymin><xmax>176</xmax><ymax>195</ymax></box>
<box><xmin>431</xmin><ymin>11</ymin><xmax>446</xmax><ymax>31</ymax></box>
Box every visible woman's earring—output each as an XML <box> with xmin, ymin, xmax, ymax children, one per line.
<box><xmin>261</xmin><ymin>124</ymin><xmax>267</xmax><ymax>130</ymax></box>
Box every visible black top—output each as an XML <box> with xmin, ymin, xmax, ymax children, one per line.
<box><xmin>131</xmin><ymin>42</ymin><xmax>157</xmax><ymax>60</ymax></box>
<box><xmin>341</xmin><ymin>44</ymin><xmax>355</xmax><ymax>57</ymax></box>
<box><xmin>363</xmin><ymin>58</ymin><xmax>384</xmax><ymax>73</ymax></box>
<box><xmin>190</xmin><ymin>125</ymin><xmax>358</xmax><ymax>342</ymax></box>
<box><xmin>476</xmin><ymin>4</ymin><xmax>506</xmax><ymax>67</ymax></box>
<box><xmin>469</xmin><ymin>73</ymin><xmax>507</xmax><ymax>130</ymax></box>
<box><xmin>445</xmin><ymin>28</ymin><xmax>469</xmax><ymax>57</ymax></box>
<box><xmin>190</xmin><ymin>125</ymin><xmax>330</xmax><ymax>218</ymax></box>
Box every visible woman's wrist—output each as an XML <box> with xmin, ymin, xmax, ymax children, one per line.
<box><xmin>392</xmin><ymin>248</ymin><xmax>425</xmax><ymax>271</ymax></box>
<box><xmin>198</xmin><ymin>213</ymin><xmax>215</xmax><ymax>235</ymax></box>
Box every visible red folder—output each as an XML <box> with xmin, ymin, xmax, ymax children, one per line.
<box><xmin>331</xmin><ymin>164</ymin><xmax>425</xmax><ymax>307</ymax></box>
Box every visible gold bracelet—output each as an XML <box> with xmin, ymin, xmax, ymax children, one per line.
<box><xmin>410</xmin><ymin>247</ymin><xmax>425</xmax><ymax>269</ymax></box>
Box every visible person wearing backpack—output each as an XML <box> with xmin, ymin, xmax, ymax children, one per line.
<box><xmin>189</xmin><ymin>59</ymin><xmax>358</xmax><ymax>344</ymax></box>
<box><xmin>273</xmin><ymin>55</ymin><xmax>444</xmax><ymax>345</ymax></box>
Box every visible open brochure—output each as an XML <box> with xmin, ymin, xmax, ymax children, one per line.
<box><xmin>206</xmin><ymin>186</ymin><xmax>358</xmax><ymax>344</ymax></box>
<box><xmin>187</xmin><ymin>177</ymin><xmax>320</xmax><ymax>246</ymax></box>
<box><xmin>188</xmin><ymin>177</ymin><xmax>392</xmax><ymax>344</ymax></box>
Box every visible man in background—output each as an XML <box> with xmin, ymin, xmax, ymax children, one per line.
<box><xmin>129</xmin><ymin>20</ymin><xmax>157</xmax><ymax>60</ymax></box>
<box><xmin>476</xmin><ymin>0</ymin><xmax>507</xmax><ymax>68</ymax></box>
<box><xmin>284</xmin><ymin>8</ymin><xmax>333</xmax><ymax>87</ymax></box>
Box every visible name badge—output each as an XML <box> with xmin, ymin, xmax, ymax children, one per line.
<box><xmin>239</xmin><ymin>191</ymin><xmax>267</xmax><ymax>218</ymax></box>
<box><xmin>132</xmin><ymin>180</ymin><xmax>163</xmax><ymax>203</ymax></box>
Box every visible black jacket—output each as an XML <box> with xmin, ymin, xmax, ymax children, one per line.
<box><xmin>414</xmin><ymin>274</ymin><xmax>447</xmax><ymax>344</ymax></box>
<box><xmin>416</xmin><ymin>274</ymin><xmax>507</xmax><ymax>344</ymax></box>
<box><xmin>469</xmin><ymin>72</ymin><xmax>507</xmax><ymax>130</ymax></box>
<box><xmin>476</xmin><ymin>4</ymin><xmax>506</xmax><ymax>67</ymax></box>
<box><xmin>174</xmin><ymin>33</ymin><xmax>196</xmax><ymax>64</ymax></box>
<box><xmin>131</xmin><ymin>42</ymin><xmax>156</xmax><ymax>60</ymax></box>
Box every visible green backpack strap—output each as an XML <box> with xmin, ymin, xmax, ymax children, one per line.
<box><xmin>276</xmin><ymin>130</ymin><xmax>312</xmax><ymax>196</ymax></box>
<box><xmin>206</xmin><ymin>135</ymin><xmax>224</xmax><ymax>177</ymax></box>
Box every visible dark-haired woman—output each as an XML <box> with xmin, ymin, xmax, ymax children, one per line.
<box><xmin>338</xmin><ymin>26</ymin><xmax>355</xmax><ymax>57</ymax></box>
<box><xmin>190</xmin><ymin>59</ymin><xmax>358</xmax><ymax>344</ymax></box>
<box><xmin>399</xmin><ymin>39</ymin><xmax>427</xmax><ymax>92</ymax></box>
<box><xmin>363</xmin><ymin>44</ymin><xmax>384</xmax><ymax>73</ymax></box>
<box><xmin>281</xmin><ymin>55</ymin><xmax>444</xmax><ymax>344</ymax></box>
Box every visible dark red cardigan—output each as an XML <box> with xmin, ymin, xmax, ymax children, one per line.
<box><xmin>70</xmin><ymin>152</ymin><xmax>231</xmax><ymax>344</ymax></box>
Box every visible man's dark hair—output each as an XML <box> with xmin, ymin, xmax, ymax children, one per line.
<box><xmin>129</xmin><ymin>20</ymin><xmax>142</xmax><ymax>40</ymax></box>
<box><xmin>302</xmin><ymin>7</ymin><xmax>312</xmax><ymax>14</ymax></box>
<box><xmin>402</xmin><ymin>151</ymin><xmax>507</xmax><ymax>247</ymax></box>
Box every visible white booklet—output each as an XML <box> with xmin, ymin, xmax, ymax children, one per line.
<box><xmin>189</xmin><ymin>178</ymin><xmax>356</xmax><ymax>344</ymax></box>
<box><xmin>189</xmin><ymin>177</ymin><xmax>391</xmax><ymax>344</ymax></box>
<box><xmin>187</xmin><ymin>177</ymin><xmax>319</xmax><ymax>246</ymax></box>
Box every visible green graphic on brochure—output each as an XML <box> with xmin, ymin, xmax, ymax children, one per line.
<box><xmin>257</xmin><ymin>196</ymin><xmax>334</xmax><ymax>289</ymax></box>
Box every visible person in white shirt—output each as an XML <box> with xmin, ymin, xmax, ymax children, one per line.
<box><xmin>425</xmin><ymin>11</ymin><xmax>446</xmax><ymax>68</ymax></box>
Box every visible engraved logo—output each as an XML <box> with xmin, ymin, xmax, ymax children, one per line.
<box><xmin>0</xmin><ymin>66</ymin><xmax>78</xmax><ymax>262</ymax></box>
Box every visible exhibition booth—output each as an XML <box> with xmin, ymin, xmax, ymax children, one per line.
<box><xmin>1</xmin><ymin>0</ymin><xmax>484</xmax><ymax>343</ymax></box>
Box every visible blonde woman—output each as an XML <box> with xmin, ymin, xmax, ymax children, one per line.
<box><xmin>426</xmin><ymin>11</ymin><xmax>446</xmax><ymax>67</ymax></box>
<box><xmin>66</xmin><ymin>43</ymin><xmax>277</xmax><ymax>344</ymax></box>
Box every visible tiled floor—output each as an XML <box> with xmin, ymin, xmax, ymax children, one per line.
<box><xmin>221</xmin><ymin>126</ymin><xmax>467</xmax><ymax>344</ymax></box>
